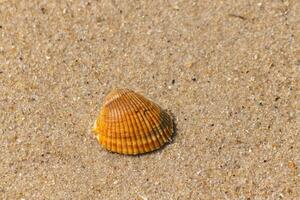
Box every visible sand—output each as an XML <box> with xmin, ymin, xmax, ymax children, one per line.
<box><xmin>0</xmin><ymin>0</ymin><xmax>299</xmax><ymax>199</ymax></box>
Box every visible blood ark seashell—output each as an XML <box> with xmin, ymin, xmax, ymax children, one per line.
<box><xmin>93</xmin><ymin>89</ymin><xmax>173</xmax><ymax>155</ymax></box>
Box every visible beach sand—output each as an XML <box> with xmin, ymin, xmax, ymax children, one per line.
<box><xmin>0</xmin><ymin>0</ymin><xmax>299</xmax><ymax>199</ymax></box>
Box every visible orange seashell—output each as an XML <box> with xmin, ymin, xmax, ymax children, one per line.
<box><xmin>93</xmin><ymin>89</ymin><xmax>174</xmax><ymax>155</ymax></box>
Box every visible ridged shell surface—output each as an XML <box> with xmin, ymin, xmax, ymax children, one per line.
<box><xmin>93</xmin><ymin>89</ymin><xmax>173</xmax><ymax>155</ymax></box>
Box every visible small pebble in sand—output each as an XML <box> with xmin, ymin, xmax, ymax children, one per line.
<box><xmin>93</xmin><ymin>88</ymin><xmax>174</xmax><ymax>155</ymax></box>
<box><xmin>288</xmin><ymin>161</ymin><xmax>297</xmax><ymax>170</ymax></box>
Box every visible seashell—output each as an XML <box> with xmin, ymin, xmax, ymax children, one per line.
<box><xmin>93</xmin><ymin>88</ymin><xmax>173</xmax><ymax>155</ymax></box>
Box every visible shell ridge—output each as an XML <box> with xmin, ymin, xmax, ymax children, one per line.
<box><xmin>142</xmin><ymin>102</ymin><xmax>166</xmax><ymax>147</ymax></box>
<box><xmin>144</xmin><ymin>108</ymin><xmax>164</xmax><ymax>149</ymax></box>
<box><xmin>118</xmin><ymin>96</ymin><xmax>137</xmax><ymax>154</ymax></box>
<box><xmin>109</xmin><ymin>102</ymin><xmax>118</xmax><ymax>152</ymax></box>
<box><xmin>134</xmin><ymin>94</ymin><xmax>171</xmax><ymax>144</ymax></box>
<box><xmin>127</xmin><ymin>92</ymin><xmax>155</xmax><ymax>152</ymax></box>
<box><xmin>98</xmin><ymin>109</ymin><xmax>105</xmax><ymax>146</ymax></box>
<box><xmin>99</xmin><ymin>109</ymin><xmax>108</xmax><ymax>145</ymax></box>
<box><xmin>125</xmin><ymin>92</ymin><xmax>151</xmax><ymax>153</ymax></box>
<box><xmin>114</xmin><ymin>97</ymin><xmax>124</xmax><ymax>154</ymax></box>
<box><xmin>150</xmin><ymin>103</ymin><xmax>173</xmax><ymax>142</ymax></box>
<box><xmin>100</xmin><ymin>106</ymin><xmax>109</xmax><ymax>150</ymax></box>
<box><xmin>128</xmin><ymin>92</ymin><xmax>162</xmax><ymax>150</ymax></box>
<box><xmin>131</xmin><ymin>93</ymin><xmax>168</xmax><ymax>146</ymax></box>
<box><xmin>103</xmin><ymin>89</ymin><xmax>128</xmax><ymax>107</ymax></box>
<box><xmin>152</xmin><ymin>108</ymin><xmax>172</xmax><ymax>142</ymax></box>
<box><xmin>154</xmin><ymin>110</ymin><xmax>171</xmax><ymax>140</ymax></box>
<box><xmin>123</xmin><ymin>92</ymin><xmax>145</xmax><ymax>154</ymax></box>
<box><xmin>95</xmin><ymin>109</ymin><xmax>102</xmax><ymax>141</ymax></box>
<box><xmin>130</xmin><ymin>92</ymin><xmax>152</xmax><ymax>153</ymax></box>
<box><xmin>116</xmin><ymin>95</ymin><xmax>133</xmax><ymax>154</ymax></box>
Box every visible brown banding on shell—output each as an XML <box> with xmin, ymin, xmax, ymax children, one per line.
<box><xmin>93</xmin><ymin>89</ymin><xmax>173</xmax><ymax>155</ymax></box>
